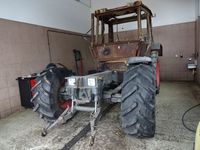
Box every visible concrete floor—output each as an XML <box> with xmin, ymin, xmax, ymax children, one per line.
<box><xmin>0</xmin><ymin>82</ymin><xmax>200</xmax><ymax>150</ymax></box>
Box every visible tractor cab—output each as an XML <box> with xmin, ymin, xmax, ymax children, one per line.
<box><xmin>91</xmin><ymin>1</ymin><xmax>154</xmax><ymax>65</ymax></box>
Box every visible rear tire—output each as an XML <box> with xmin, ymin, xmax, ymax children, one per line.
<box><xmin>121</xmin><ymin>63</ymin><xmax>156</xmax><ymax>137</ymax></box>
<box><xmin>32</xmin><ymin>64</ymin><xmax>73</xmax><ymax>122</ymax></box>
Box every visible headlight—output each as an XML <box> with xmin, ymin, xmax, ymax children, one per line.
<box><xmin>88</xmin><ymin>78</ymin><xmax>96</xmax><ymax>86</ymax></box>
<box><xmin>68</xmin><ymin>78</ymin><xmax>76</xmax><ymax>86</ymax></box>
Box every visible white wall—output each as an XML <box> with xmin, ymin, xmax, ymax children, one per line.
<box><xmin>0</xmin><ymin>0</ymin><xmax>91</xmax><ymax>33</ymax></box>
<box><xmin>0</xmin><ymin>0</ymin><xmax>196</xmax><ymax>33</ymax></box>
<box><xmin>197</xmin><ymin>0</ymin><xmax>200</xmax><ymax>16</ymax></box>
<box><xmin>91</xmin><ymin>0</ymin><xmax>196</xmax><ymax>31</ymax></box>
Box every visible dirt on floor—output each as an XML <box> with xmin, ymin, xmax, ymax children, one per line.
<box><xmin>0</xmin><ymin>82</ymin><xmax>199</xmax><ymax>150</ymax></box>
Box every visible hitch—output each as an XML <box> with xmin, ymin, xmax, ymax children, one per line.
<box><xmin>41</xmin><ymin>106</ymin><xmax>75</xmax><ymax>137</ymax></box>
<box><xmin>89</xmin><ymin>107</ymin><xmax>100</xmax><ymax>146</ymax></box>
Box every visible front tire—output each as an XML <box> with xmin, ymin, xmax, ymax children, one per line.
<box><xmin>121</xmin><ymin>63</ymin><xmax>156</xmax><ymax>137</ymax></box>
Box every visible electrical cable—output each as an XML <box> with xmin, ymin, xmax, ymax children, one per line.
<box><xmin>181</xmin><ymin>103</ymin><xmax>200</xmax><ymax>133</ymax></box>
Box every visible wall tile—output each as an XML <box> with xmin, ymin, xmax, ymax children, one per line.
<box><xmin>0</xmin><ymin>88</ymin><xmax>9</xmax><ymax>101</ymax></box>
<box><xmin>0</xmin><ymin>18</ymin><xmax>94</xmax><ymax>118</ymax></box>
<box><xmin>8</xmin><ymin>86</ymin><xmax>19</xmax><ymax>98</ymax></box>
<box><xmin>0</xmin><ymin>109</ymin><xmax>12</xmax><ymax>118</ymax></box>
<box><xmin>9</xmin><ymin>95</ymin><xmax>21</xmax><ymax>111</ymax></box>
<box><xmin>0</xmin><ymin>99</ymin><xmax>11</xmax><ymax>113</ymax></box>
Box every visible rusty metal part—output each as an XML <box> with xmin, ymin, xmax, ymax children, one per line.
<box><xmin>94</xmin><ymin>1</ymin><xmax>152</xmax><ymax>20</ymax></box>
<box><xmin>103</xmin><ymin>61</ymin><xmax>128</xmax><ymax>72</ymax></box>
<box><xmin>91</xmin><ymin>1</ymin><xmax>156</xmax><ymax>71</ymax></box>
<box><xmin>95</xmin><ymin>41</ymin><xmax>140</xmax><ymax>61</ymax></box>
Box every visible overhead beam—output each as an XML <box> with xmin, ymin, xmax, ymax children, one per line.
<box><xmin>110</xmin><ymin>14</ymin><xmax>147</xmax><ymax>25</ymax></box>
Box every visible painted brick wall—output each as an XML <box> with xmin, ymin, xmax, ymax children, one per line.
<box><xmin>0</xmin><ymin>19</ymin><xmax>95</xmax><ymax>119</ymax></box>
<box><xmin>154</xmin><ymin>22</ymin><xmax>195</xmax><ymax>81</ymax></box>
<box><xmin>0</xmin><ymin>19</ymin><xmax>49</xmax><ymax>118</ymax></box>
<box><xmin>48</xmin><ymin>31</ymin><xmax>95</xmax><ymax>74</ymax></box>
<box><xmin>110</xmin><ymin>22</ymin><xmax>195</xmax><ymax>81</ymax></box>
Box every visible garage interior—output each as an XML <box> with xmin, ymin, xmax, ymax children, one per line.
<box><xmin>0</xmin><ymin>0</ymin><xmax>200</xmax><ymax>150</ymax></box>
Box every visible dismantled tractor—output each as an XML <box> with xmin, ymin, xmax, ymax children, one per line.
<box><xmin>32</xmin><ymin>1</ymin><xmax>162</xmax><ymax>144</ymax></box>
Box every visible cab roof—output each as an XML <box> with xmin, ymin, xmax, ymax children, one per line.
<box><xmin>94</xmin><ymin>1</ymin><xmax>153</xmax><ymax>25</ymax></box>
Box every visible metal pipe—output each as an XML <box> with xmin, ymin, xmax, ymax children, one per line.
<box><xmin>96</xmin><ymin>16</ymin><xmax>99</xmax><ymax>45</ymax></box>
<box><xmin>101</xmin><ymin>21</ymin><xmax>105</xmax><ymax>44</ymax></box>
<box><xmin>75</xmin><ymin>99</ymin><xmax>90</xmax><ymax>104</ymax></box>
<box><xmin>71</xmin><ymin>91</ymin><xmax>75</xmax><ymax>112</ymax></box>
<box><xmin>94</xmin><ymin>96</ymin><xmax>98</xmax><ymax>113</ymax></box>
<box><xmin>75</xmin><ymin>106</ymin><xmax>95</xmax><ymax>112</ymax></box>
<box><xmin>149</xmin><ymin>15</ymin><xmax>154</xmax><ymax>42</ymax></box>
<box><xmin>137</xmin><ymin>7</ymin><xmax>142</xmax><ymax>39</ymax></box>
<box><xmin>147</xmin><ymin>14</ymin><xmax>151</xmax><ymax>42</ymax></box>
<box><xmin>91</xmin><ymin>13</ymin><xmax>95</xmax><ymax>47</ymax></box>
<box><xmin>108</xmin><ymin>23</ymin><xmax>114</xmax><ymax>42</ymax></box>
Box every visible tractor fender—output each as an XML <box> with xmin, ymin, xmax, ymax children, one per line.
<box><xmin>127</xmin><ymin>56</ymin><xmax>152</xmax><ymax>65</ymax></box>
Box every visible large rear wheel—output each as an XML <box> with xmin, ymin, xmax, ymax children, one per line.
<box><xmin>121</xmin><ymin>63</ymin><xmax>156</xmax><ymax>137</ymax></box>
<box><xmin>32</xmin><ymin>64</ymin><xmax>73</xmax><ymax>122</ymax></box>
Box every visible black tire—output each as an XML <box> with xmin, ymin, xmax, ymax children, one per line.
<box><xmin>121</xmin><ymin>63</ymin><xmax>156</xmax><ymax>137</ymax></box>
<box><xmin>32</xmin><ymin>66</ymin><xmax>73</xmax><ymax>122</ymax></box>
<box><xmin>46</xmin><ymin>63</ymin><xmax>57</xmax><ymax>69</ymax></box>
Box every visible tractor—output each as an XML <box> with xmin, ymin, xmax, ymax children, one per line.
<box><xmin>31</xmin><ymin>1</ymin><xmax>162</xmax><ymax>143</ymax></box>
